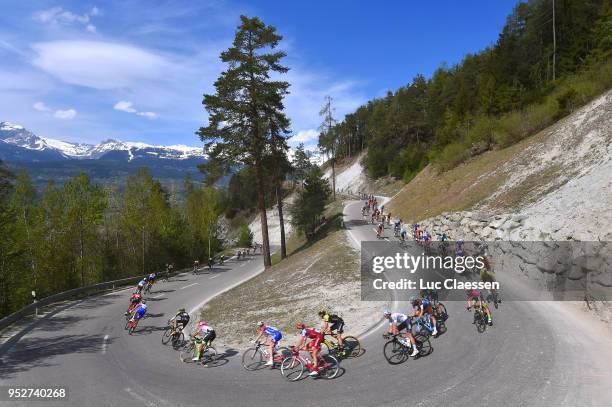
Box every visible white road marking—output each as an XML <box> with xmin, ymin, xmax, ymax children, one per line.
<box><xmin>209</xmin><ymin>275</ymin><xmax>219</xmax><ymax>279</ymax></box>
<box><xmin>102</xmin><ymin>334</ymin><xmax>109</xmax><ymax>354</ymax></box>
<box><xmin>239</xmin><ymin>263</ymin><xmax>246</xmax><ymax>268</ymax></box>
<box><xmin>180</xmin><ymin>283</ymin><xmax>199</xmax><ymax>290</ymax></box>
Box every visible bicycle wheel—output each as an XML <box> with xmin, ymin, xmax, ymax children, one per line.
<box><xmin>319</xmin><ymin>354</ymin><xmax>339</xmax><ymax>379</ymax></box>
<box><xmin>320</xmin><ymin>340</ymin><xmax>334</xmax><ymax>356</ymax></box>
<box><xmin>200</xmin><ymin>346</ymin><xmax>217</xmax><ymax>367</ymax></box>
<box><xmin>437</xmin><ymin>320</ymin><xmax>447</xmax><ymax>335</ymax></box>
<box><xmin>242</xmin><ymin>347</ymin><xmax>264</xmax><ymax>371</ymax></box>
<box><xmin>383</xmin><ymin>339</ymin><xmax>408</xmax><ymax>365</ymax></box>
<box><xmin>172</xmin><ymin>332</ymin><xmax>185</xmax><ymax>349</ymax></box>
<box><xmin>280</xmin><ymin>356</ymin><xmax>304</xmax><ymax>381</ymax></box>
<box><xmin>436</xmin><ymin>303</ymin><xmax>448</xmax><ymax>320</ymax></box>
<box><xmin>162</xmin><ymin>327</ymin><xmax>173</xmax><ymax>345</ymax></box>
<box><xmin>415</xmin><ymin>333</ymin><xmax>432</xmax><ymax>357</ymax></box>
<box><xmin>477</xmin><ymin>319</ymin><xmax>487</xmax><ymax>333</ymax></box>
<box><xmin>343</xmin><ymin>336</ymin><xmax>361</xmax><ymax>358</ymax></box>
<box><xmin>180</xmin><ymin>342</ymin><xmax>195</xmax><ymax>363</ymax></box>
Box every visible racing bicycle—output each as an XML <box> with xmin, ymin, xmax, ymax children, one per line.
<box><xmin>382</xmin><ymin>333</ymin><xmax>431</xmax><ymax>365</ymax></box>
<box><xmin>242</xmin><ymin>341</ymin><xmax>291</xmax><ymax>371</ymax></box>
<box><xmin>162</xmin><ymin>322</ymin><xmax>186</xmax><ymax>349</ymax></box>
<box><xmin>179</xmin><ymin>337</ymin><xmax>217</xmax><ymax>366</ymax></box>
<box><xmin>280</xmin><ymin>346</ymin><xmax>339</xmax><ymax>381</ymax></box>
<box><xmin>321</xmin><ymin>333</ymin><xmax>361</xmax><ymax>359</ymax></box>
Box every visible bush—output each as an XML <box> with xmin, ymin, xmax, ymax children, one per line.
<box><xmin>434</xmin><ymin>141</ymin><xmax>470</xmax><ymax>172</ymax></box>
<box><xmin>237</xmin><ymin>225</ymin><xmax>253</xmax><ymax>247</ymax></box>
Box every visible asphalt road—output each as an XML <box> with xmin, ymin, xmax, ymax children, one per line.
<box><xmin>1</xmin><ymin>200</ymin><xmax>611</xmax><ymax>407</ymax></box>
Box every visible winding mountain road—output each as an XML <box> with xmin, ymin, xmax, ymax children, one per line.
<box><xmin>1</xmin><ymin>200</ymin><xmax>611</xmax><ymax>407</ymax></box>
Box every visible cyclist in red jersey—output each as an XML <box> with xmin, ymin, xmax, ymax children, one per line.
<box><xmin>295</xmin><ymin>322</ymin><xmax>324</xmax><ymax>376</ymax></box>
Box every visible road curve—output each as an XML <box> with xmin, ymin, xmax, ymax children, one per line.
<box><xmin>1</xmin><ymin>201</ymin><xmax>611</xmax><ymax>407</ymax></box>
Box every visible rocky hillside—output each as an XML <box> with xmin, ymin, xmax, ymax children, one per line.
<box><xmin>389</xmin><ymin>89</ymin><xmax>612</xmax><ymax>242</ymax></box>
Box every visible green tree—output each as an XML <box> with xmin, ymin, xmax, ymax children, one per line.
<box><xmin>199</xmin><ymin>15</ymin><xmax>291</xmax><ymax>268</ymax></box>
<box><xmin>292</xmin><ymin>143</ymin><xmax>312</xmax><ymax>188</ymax></box>
<box><xmin>63</xmin><ymin>173</ymin><xmax>107</xmax><ymax>286</ymax></box>
<box><xmin>290</xmin><ymin>166</ymin><xmax>331</xmax><ymax>239</ymax></box>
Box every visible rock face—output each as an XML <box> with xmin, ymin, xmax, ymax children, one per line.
<box><xmin>416</xmin><ymin>90</ymin><xmax>612</xmax><ymax>301</ymax></box>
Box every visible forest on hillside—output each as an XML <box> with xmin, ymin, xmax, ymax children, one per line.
<box><xmin>324</xmin><ymin>0</ymin><xmax>612</xmax><ymax>180</ymax></box>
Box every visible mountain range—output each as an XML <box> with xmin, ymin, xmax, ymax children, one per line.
<box><xmin>0</xmin><ymin>121</ymin><xmax>207</xmax><ymax>191</ymax></box>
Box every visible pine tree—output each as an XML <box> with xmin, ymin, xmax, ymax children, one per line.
<box><xmin>292</xmin><ymin>143</ymin><xmax>312</xmax><ymax>188</ymax></box>
<box><xmin>198</xmin><ymin>15</ymin><xmax>290</xmax><ymax>268</ymax></box>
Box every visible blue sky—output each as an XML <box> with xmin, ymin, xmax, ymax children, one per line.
<box><xmin>0</xmin><ymin>0</ymin><xmax>517</xmax><ymax>149</ymax></box>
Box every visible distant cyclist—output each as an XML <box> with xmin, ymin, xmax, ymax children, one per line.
<box><xmin>466</xmin><ymin>289</ymin><xmax>492</xmax><ymax>326</ymax></box>
<box><xmin>318</xmin><ymin>310</ymin><xmax>345</xmax><ymax>356</ymax></box>
<box><xmin>125</xmin><ymin>291</ymin><xmax>142</xmax><ymax>315</ymax></box>
<box><xmin>253</xmin><ymin>321</ymin><xmax>283</xmax><ymax>366</ymax></box>
<box><xmin>130</xmin><ymin>300</ymin><xmax>147</xmax><ymax>324</ymax></box>
<box><xmin>136</xmin><ymin>278</ymin><xmax>146</xmax><ymax>293</ymax></box>
<box><xmin>383</xmin><ymin>309</ymin><xmax>418</xmax><ymax>356</ymax></box>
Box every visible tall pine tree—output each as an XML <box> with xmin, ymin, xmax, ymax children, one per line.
<box><xmin>198</xmin><ymin>15</ymin><xmax>290</xmax><ymax>268</ymax></box>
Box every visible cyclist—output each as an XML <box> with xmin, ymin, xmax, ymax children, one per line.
<box><xmin>383</xmin><ymin>309</ymin><xmax>418</xmax><ymax>356</ymax></box>
<box><xmin>466</xmin><ymin>289</ymin><xmax>493</xmax><ymax>326</ymax></box>
<box><xmin>411</xmin><ymin>296</ymin><xmax>438</xmax><ymax>336</ymax></box>
<box><xmin>193</xmin><ymin>260</ymin><xmax>200</xmax><ymax>273</ymax></box>
<box><xmin>318</xmin><ymin>310</ymin><xmax>345</xmax><ymax>356</ymax></box>
<box><xmin>148</xmin><ymin>272</ymin><xmax>156</xmax><ymax>284</ymax></box>
<box><xmin>169</xmin><ymin>308</ymin><xmax>190</xmax><ymax>332</ymax></box>
<box><xmin>125</xmin><ymin>291</ymin><xmax>142</xmax><ymax>315</ymax></box>
<box><xmin>191</xmin><ymin>320</ymin><xmax>216</xmax><ymax>362</ymax></box>
<box><xmin>455</xmin><ymin>240</ymin><xmax>465</xmax><ymax>257</ymax></box>
<box><xmin>393</xmin><ymin>219</ymin><xmax>401</xmax><ymax>237</ymax></box>
<box><xmin>253</xmin><ymin>321</ymin><xmax>283</xmax><ymax>366</ymax></box>
<box><xmin>130</xmin><ymin>300</ymin><xmax>147</xmax><ymax>325</ymax></box>
<box><xmin>295</xmin><ymin>322</ymin><xmax>324</xmax><ymax>376</ymax></box>
<box><xmin>136</xmin><ymin>278</ymin><xmax>146</xmax><ymax>293</ymax></box>
<box><xmin>400</xmin><ymin>223</ymin><xmax>407</xmax><ymax>242</ymax></box>
<box><xmin>376</xmin><ymin>222</ymin><xmax>384</xmax><ymax>239</ymax></box>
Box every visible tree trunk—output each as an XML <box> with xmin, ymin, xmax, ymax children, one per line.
<box><xmin>276</xmin><ymin>183</ymin><xmax>287</xmax><ymax>259</ymax></box>
<box><xmin>255</xmin><ymin>159</ymin><xmax>272</xmax><ymax>267</ymax></box>
<box><xmin>79</xmin><ymin>226</ymin><xmax>85</xmax><ymax>287</ymax></box>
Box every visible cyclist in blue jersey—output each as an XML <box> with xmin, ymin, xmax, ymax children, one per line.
<box><xmin>254</xmin><ymin>321</ymin><xmax>283</xmax><ymax>366</ymax></box>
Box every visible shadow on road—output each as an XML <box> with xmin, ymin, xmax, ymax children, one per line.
<box><xmin>0</xmin><ymin>334</ymin><xmax>116</xmax><ymax>378</ymax></box>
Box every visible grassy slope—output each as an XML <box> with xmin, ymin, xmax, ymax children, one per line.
<box><xmin>385</xmin><ymin>103</ymin><xmax>583</xmax><ymax>223</ymax></box>
<box><xmin>202</xmin><ymin>200</ymin><xmax>385</xmax><ymax>349</ymax></box>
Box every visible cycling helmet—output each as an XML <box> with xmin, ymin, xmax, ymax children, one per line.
<box><xmin>295</xmin><ymin>322</ymin><xmax>305</xmax><ymax>330</ymax></box>
<box><xmin>383</xmin><ymin>308</ymin><xmax>392</xmax><ymax>316</ymax></box>
<box><xmin>178</xmin><ymin>308</ymin><xmax>186</xmax><ymax>313</ymax></box>
<box><xmin>198</xmin><ymin>320</ymin><xmax>207</xmax><ymax>328</ymax></box>
<box><xmin>318</xmin><ymin>310</ymin><xmax>326</xmax><ymax>317</ymax></box>
<box><xmin>257</xmin><ymin>321</ymin><xmax>265</xmax><ymax>327</ymax></box>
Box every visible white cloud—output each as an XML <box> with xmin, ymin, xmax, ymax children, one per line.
<box><xmin>34</xmin><ymin>6</ymin><xmax>100</xmax><ymax>32</ymax></box>
<box><xmin>290</xmin><ymin>129</ymin><xmax>319</xmax><ymax>145</ymax></box>
<box><xmin>114</xmin><ymin>100</ymin><xmax>137</xmax><ymax>113</ymax></box>
<box><xmin>137</xmin><ymin>112</ymin><xmax>156</xmax><ymax>119</ymax></box>
<box><xmin>31</xmin><ymin>41</ymin><xmax>175</xmax><ymax>90</ymax></box>
<box><xmin>115</xmin><ymin>100</ymin><xmax>156</xmax><ymax>119</ymax></box>
<box><xmin>54</xmin><ymin>109</ymin><xmax>77</xmax><ymax>119</ymax></box>
<box><xmin>33</xmin><ymin>101</ymin><xmax>50</xmax><ymax>112</ymax></box>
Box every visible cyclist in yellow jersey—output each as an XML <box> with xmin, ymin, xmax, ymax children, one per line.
<box><xmin>319</xmin><ymin>310</ymin><xmax>345</xmax><ymax>355</ymax></box>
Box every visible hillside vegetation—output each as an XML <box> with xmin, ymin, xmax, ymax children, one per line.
<box><xmin>321</xmin><ymin>0</ymin><xmax>612</xmax><ymax>181</ymax></box>
<box><xmin>387</xmin><ymin>88</ymin><xmax>612</xmax><ymax>241</ymax></box>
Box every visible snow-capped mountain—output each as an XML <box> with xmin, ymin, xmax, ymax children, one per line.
<box><xmin>0</xmin><ymin>121</ymin><xmax>205</xmax><ymax>162</ymax></box>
